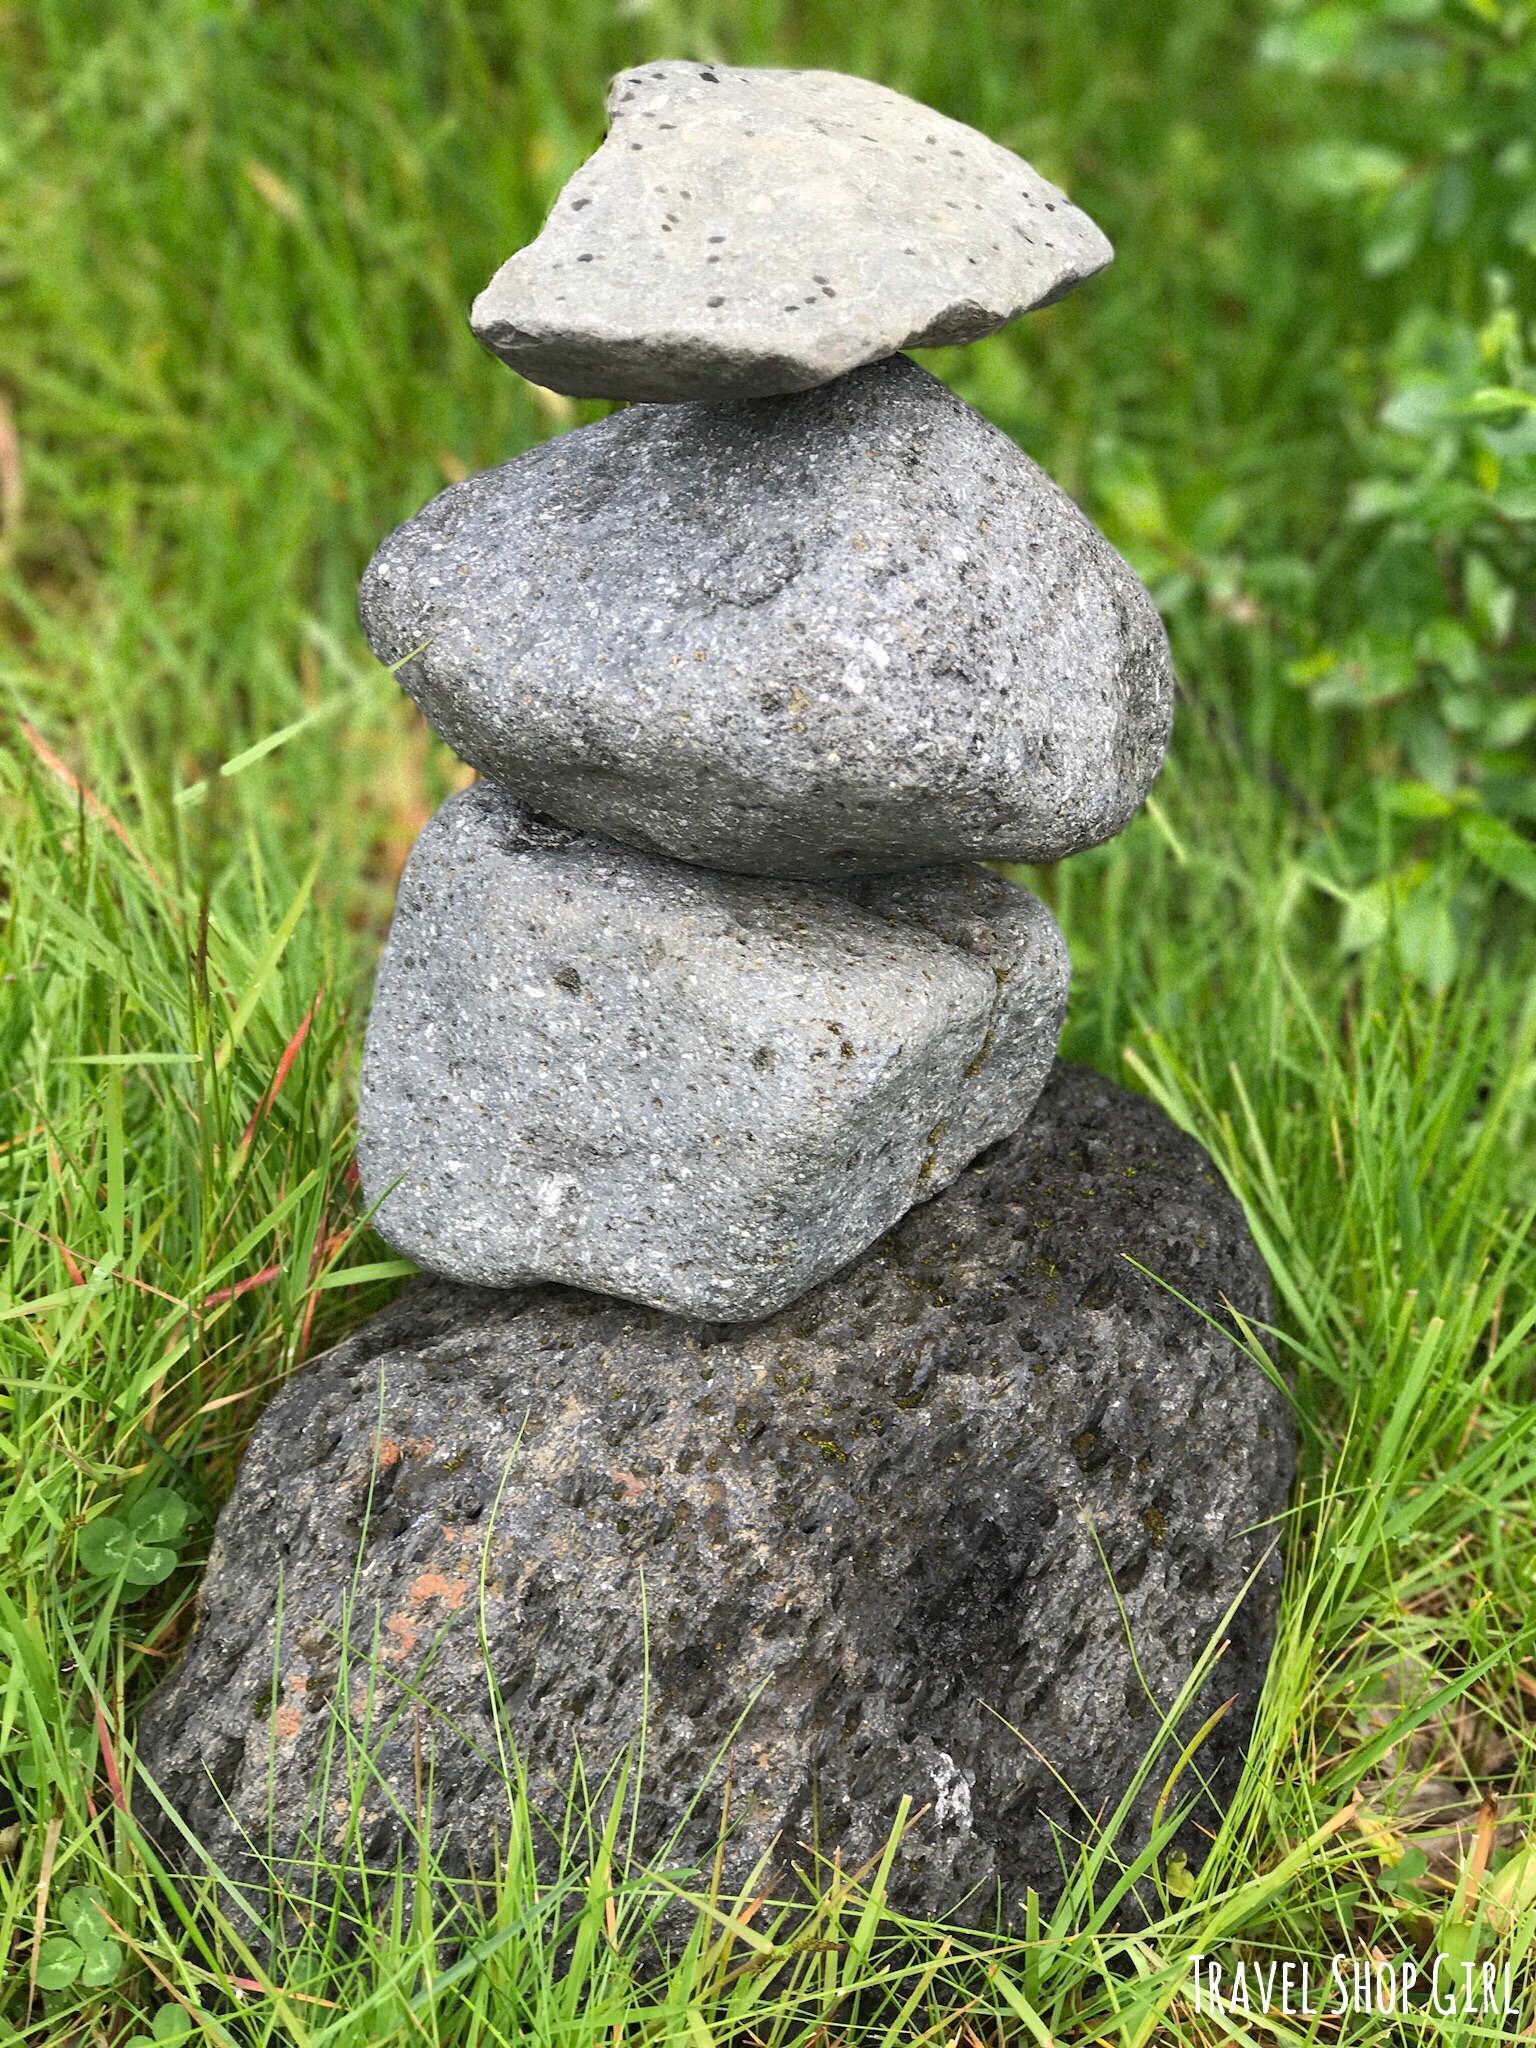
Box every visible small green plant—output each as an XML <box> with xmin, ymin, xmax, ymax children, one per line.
<box><xmin>35</xmin><ymin>1884</ymin><xmax>124</xmax><ymax>1990</ymax></box>
<box><xmin>1297</xmin><ymin>305</ymin><xmax>1536</xmax><ymax>799</ymax></box>
<box><xmin>122</xmin><ymin>2004</ymin><xmax>210</xmax><ymax>2048</ymax></box>
<box><xmin>77</xmin><ymin>1489</ymin><xmax>194</xmax><ymax>1591</ymax></box>
<box><xmin>8</xmin><ymin>1723</ymin><xmax>92</xmax><ymax>1790</ymax></box>
<box><xmin>1252</xmin><ymin>1</ymin><xmax>1536</xmax><ymax>977</ymax></box>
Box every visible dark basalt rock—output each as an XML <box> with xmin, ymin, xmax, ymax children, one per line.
<box><xmin>136</xmin><ymin>1064</ymin><xmax>1292</xmax><ymax>1925</ymax></box>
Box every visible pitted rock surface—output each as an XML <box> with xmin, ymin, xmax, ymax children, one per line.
<box><xmin>359</xmin><ymin>356</ymin><xmax>1173</xmax><ymax>878</ymax></box>
<box><xmin>470</xmin><ymin>62</ymin><xmax>1111</xmax><ymax>403</ymax></box>
<box><xmin>358</xmin><ymin>782</ymin><xmax>1068</xmax><ymax>1319</ymax></box>
<box><xmin>137</xmin><ymin>1064</ymin><xmax>1292</xmax><ymax>1926</ymax></box>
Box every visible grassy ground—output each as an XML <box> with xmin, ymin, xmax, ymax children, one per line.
<box><xmin>2</xmin><ymin>0</ymin><xmax>1535</xmax><ymax>2040</ymax></box>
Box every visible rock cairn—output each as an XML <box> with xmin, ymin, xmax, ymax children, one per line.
<box><xmin>139</xmin><ymin>71</ymin><xmax>1291</xmax><ymax>1926</ymax></box>
<box><xmin>356</xmin><ymin>61</ymin><xmax>1174</xmax><ymax>1321</ymax></box>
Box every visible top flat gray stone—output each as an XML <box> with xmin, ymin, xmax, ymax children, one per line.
<box><xmin>470</xmin><ymin>62</ymin><xmax>1112</xmax><ymax>402</ymax></box>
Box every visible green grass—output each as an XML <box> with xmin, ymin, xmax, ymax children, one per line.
<box><xmin>2</xmin><ymin>0</ymin><xmax>1535</xmax><ymax>2040</ymax></box>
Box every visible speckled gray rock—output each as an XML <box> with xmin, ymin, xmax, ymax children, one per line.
<box><xmin>358</xmin><ymin>782</ymin><xmax>1069</xmax><ymax>1319</ymax></box>
<box><xmin>471</xmin><ymin>65</ymin><xmax>1111</xmax><ymax>404</ymax></box>
<box><xmin>359</xmin><ymin>356</ymin><xmax>1173</xmax><ymax>878</ymax></box>
<box><xmin>135</xmin><ymin>1064</ymin><xmax>1292</xmax><ymax>1927</ymax></box>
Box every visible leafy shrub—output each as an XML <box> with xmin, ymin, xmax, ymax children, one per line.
<box><xmin>1289</xmin><ymin>301</ymin><xmax>1536</xmax><ymax>979</ymax></box>
<box><xmin>1263</xmin><ymin>0</ymin><xmax>1536</xmax><ymax>976</ymax></box>
<box><xmin>1266</xmin><ymin>0</ymin><xmax>1536</xmax><ymax>281</ymax></box>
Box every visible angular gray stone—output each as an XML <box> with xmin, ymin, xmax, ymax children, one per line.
<box><xmin>471</xmin><ymin>63</ymin><xmax>1111</xmax><ymax>404</ymax></box>
<box><xmin>359</xmin><ymin>355</ymin><xmax>1173</xmax><ymax>878</ymax></box>
<box><xmin>358</xmin><ymin>782</ymin><xmax>1069</xmax><ymax>1319</ymax></box>
<box><xmin>135</xmin><ymin>1064</ymin><xmax>1293</xmax><ymax>1927</ymax></box>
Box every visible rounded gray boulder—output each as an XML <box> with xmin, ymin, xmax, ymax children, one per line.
<box><xmin>358</xmin><ymin>783</ymin><xmax>1069</xmax><ymax>1319</ymax></box>
<box><xmin>359</xmin><ymin>355</ymin><xmax>1174</xmax><ymax>878</ymax></box>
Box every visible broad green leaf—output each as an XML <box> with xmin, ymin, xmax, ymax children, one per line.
<box><xmin>1507</xmin><ymin>191</ymin><xmax>1536</xmax><ymax>251</ymax></box>
<box><xmin>1464</xmin><ymin>385</ymin><xmax>1536</xmax><ymax>417</ymax></box>
<box><xmin>12</xmin><ymin>1724</ymin><xmax>93</xmax><ymax>1788</ymax></box>
<box><xmin>1290</xmin><ymin>140</ymin><xmax>1406</xmax><ymax>200</ymax></box>
<box><xmin>1364</xmin><ymin>174</ymin><xmax>1437</xmax><ymax>277</ymax></box>
<box><xmin>1309</xmin><ymin>635</ymin><xmax>1416</xmax><ymax>709</ymax></box>
<box><xmin>152</xmin><ymin>2006</ymin><xmax>203</xmax><ymax>2042</ymax></box>
<box><xmin>1396</xmin><ymin>879</ymin><xmax>1460</xmax><ymax>990</ymax></box>
<box><xmin>34</xmin><ymin>1936</ymin><xmax>83</xmax><ymax>1990</ymax></box>
<box><xmin>55</xmin><ymin>1889</ymin><xmax>122</xmax><ymax>1984</ymax></box>
<box><xmin>1258</xmin><ymin>9</ymin><xmax>1367</xmax><ymax>75</ymax></box>
<box><xmin>1415</xmin><ymin>618</ymin><xmax>1480</xmax><ymax>684</ymax></box>
<box><xmin>126</xmin><ymin>1488</ymin><xmax>191</xmax><ymax>1544</ymax></box>
<box><xmin>60</xmin><ymin>1885</ymin><xmax>109</xmax><ymax>1943</ymax></box>
<box><xmin>1348</xmin><ymin>477</ymin><xmax>1413</xmax><ymax>521</ymax></box>
<box><xmin>122</xmin><ymin>2014</ymin><xmax>201</xmax><ymax>2048</ymax></box>
<box><xmin>1339</xmin><ymin>880</ymin><xmax>1392</xmax><ymax>954</ymax></box>
<box><xmin>77</xmin><ymin>1516</ymin><xmax>134</xmax><ymax>1577</ymax></box>
<box><xmin>1163</xmin><ymin>1849</ymin><xmax>1198</xmax><ymax>1898</ymax></box>
<box><xmin>120</xmin><ymin>1542</ymin><xmax>177</xmax><ymax>1587</ymax></box>
<box><xmin>1381</xmin><ymin>780</ymin><xmax>1456</xmax><ymax>820</ymax></box>
<box><xmin>1381</xmin><ymin>376</ymin><xmax>1458</xmax><ymax>438</ymax></box>
<box><xmin>1462</xmin><ymin>813</ymin><xmax>1536</xmax><ymax>899</ymax></box>
<box><xmin>1482</xmin><ymin>697</ymin><xmax>1536</xmax><ymax>747</ymax></box>
<box><xmin>78</xmin><ymin>1937</ymin><xmax>123</xmax><ymax>1986</ymax></box>
<box><xmin>1464</xmin><ymin>549</ymin><xmax>1516</xmax><ymax>640</ymax></box>
<box><xmin>1487</xmin><ymin>1841</ymin><xmax>1536</xmax><ymax>1932</ymax></box>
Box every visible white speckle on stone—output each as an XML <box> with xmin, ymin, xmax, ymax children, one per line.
<box><xmin>535</xmin><ymin>1174</ymin><xmax>577</xmax><ymax>1215</ymax></box>
<box><xmin>931</xmin><ymin>1750</ymin><xmax>973</xmax><ymax>1831</ymax></box>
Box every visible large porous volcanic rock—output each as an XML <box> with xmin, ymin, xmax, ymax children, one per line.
<box><xmin>470</xmin><ymin>62</ymin><xmax>1112</xmax><ymax>403</ymax></box>
<box><xmin>137</xmin><ymin>1064</ymin><xmax>1293</xmax><ymax>1926</ymax></box>
<box><xmin>358</xmin><ymin>355</ymin><xmax>1173</xmax><ymax>879</ymax></box>
<box><xmin>358</xmin><ymin>782</ymin><xmax>1068</xmax><ymax>1319</ymax></box>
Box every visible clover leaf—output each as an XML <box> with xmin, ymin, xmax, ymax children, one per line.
<box><xmin>123</xmin><ymin>2003</ymin><xmax>204</xmax><ymax>2047</ymax></box>
<box><xmin>128</xmin><ymin>1489</ymin><xmax>192</xmax><ymax>1545</ymax></box>
<box><xmin>31</xmin><ymin>1888</ymin><xmax>124</xmax><ymax>1989</ymax></box>
<box><xmin>57</xmin><ymin>1884</ymin><xmax>123</xmax><ymax>1985</ymax></box>
<box><xmin>78</xmin><ymin>1489</ymin><xmax>192</xmax><ymax>1587</ymax></box>
<box><xmin>34</xmin><ymin>1935</ymin><xmax>85</xmax><ymax>1991</ymax></box>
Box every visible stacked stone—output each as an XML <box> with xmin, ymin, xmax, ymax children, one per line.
<box><xmin>356</xmin><ymin>61</ymin><xmax>1173</xmax><ymax>1321</ymax></box>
